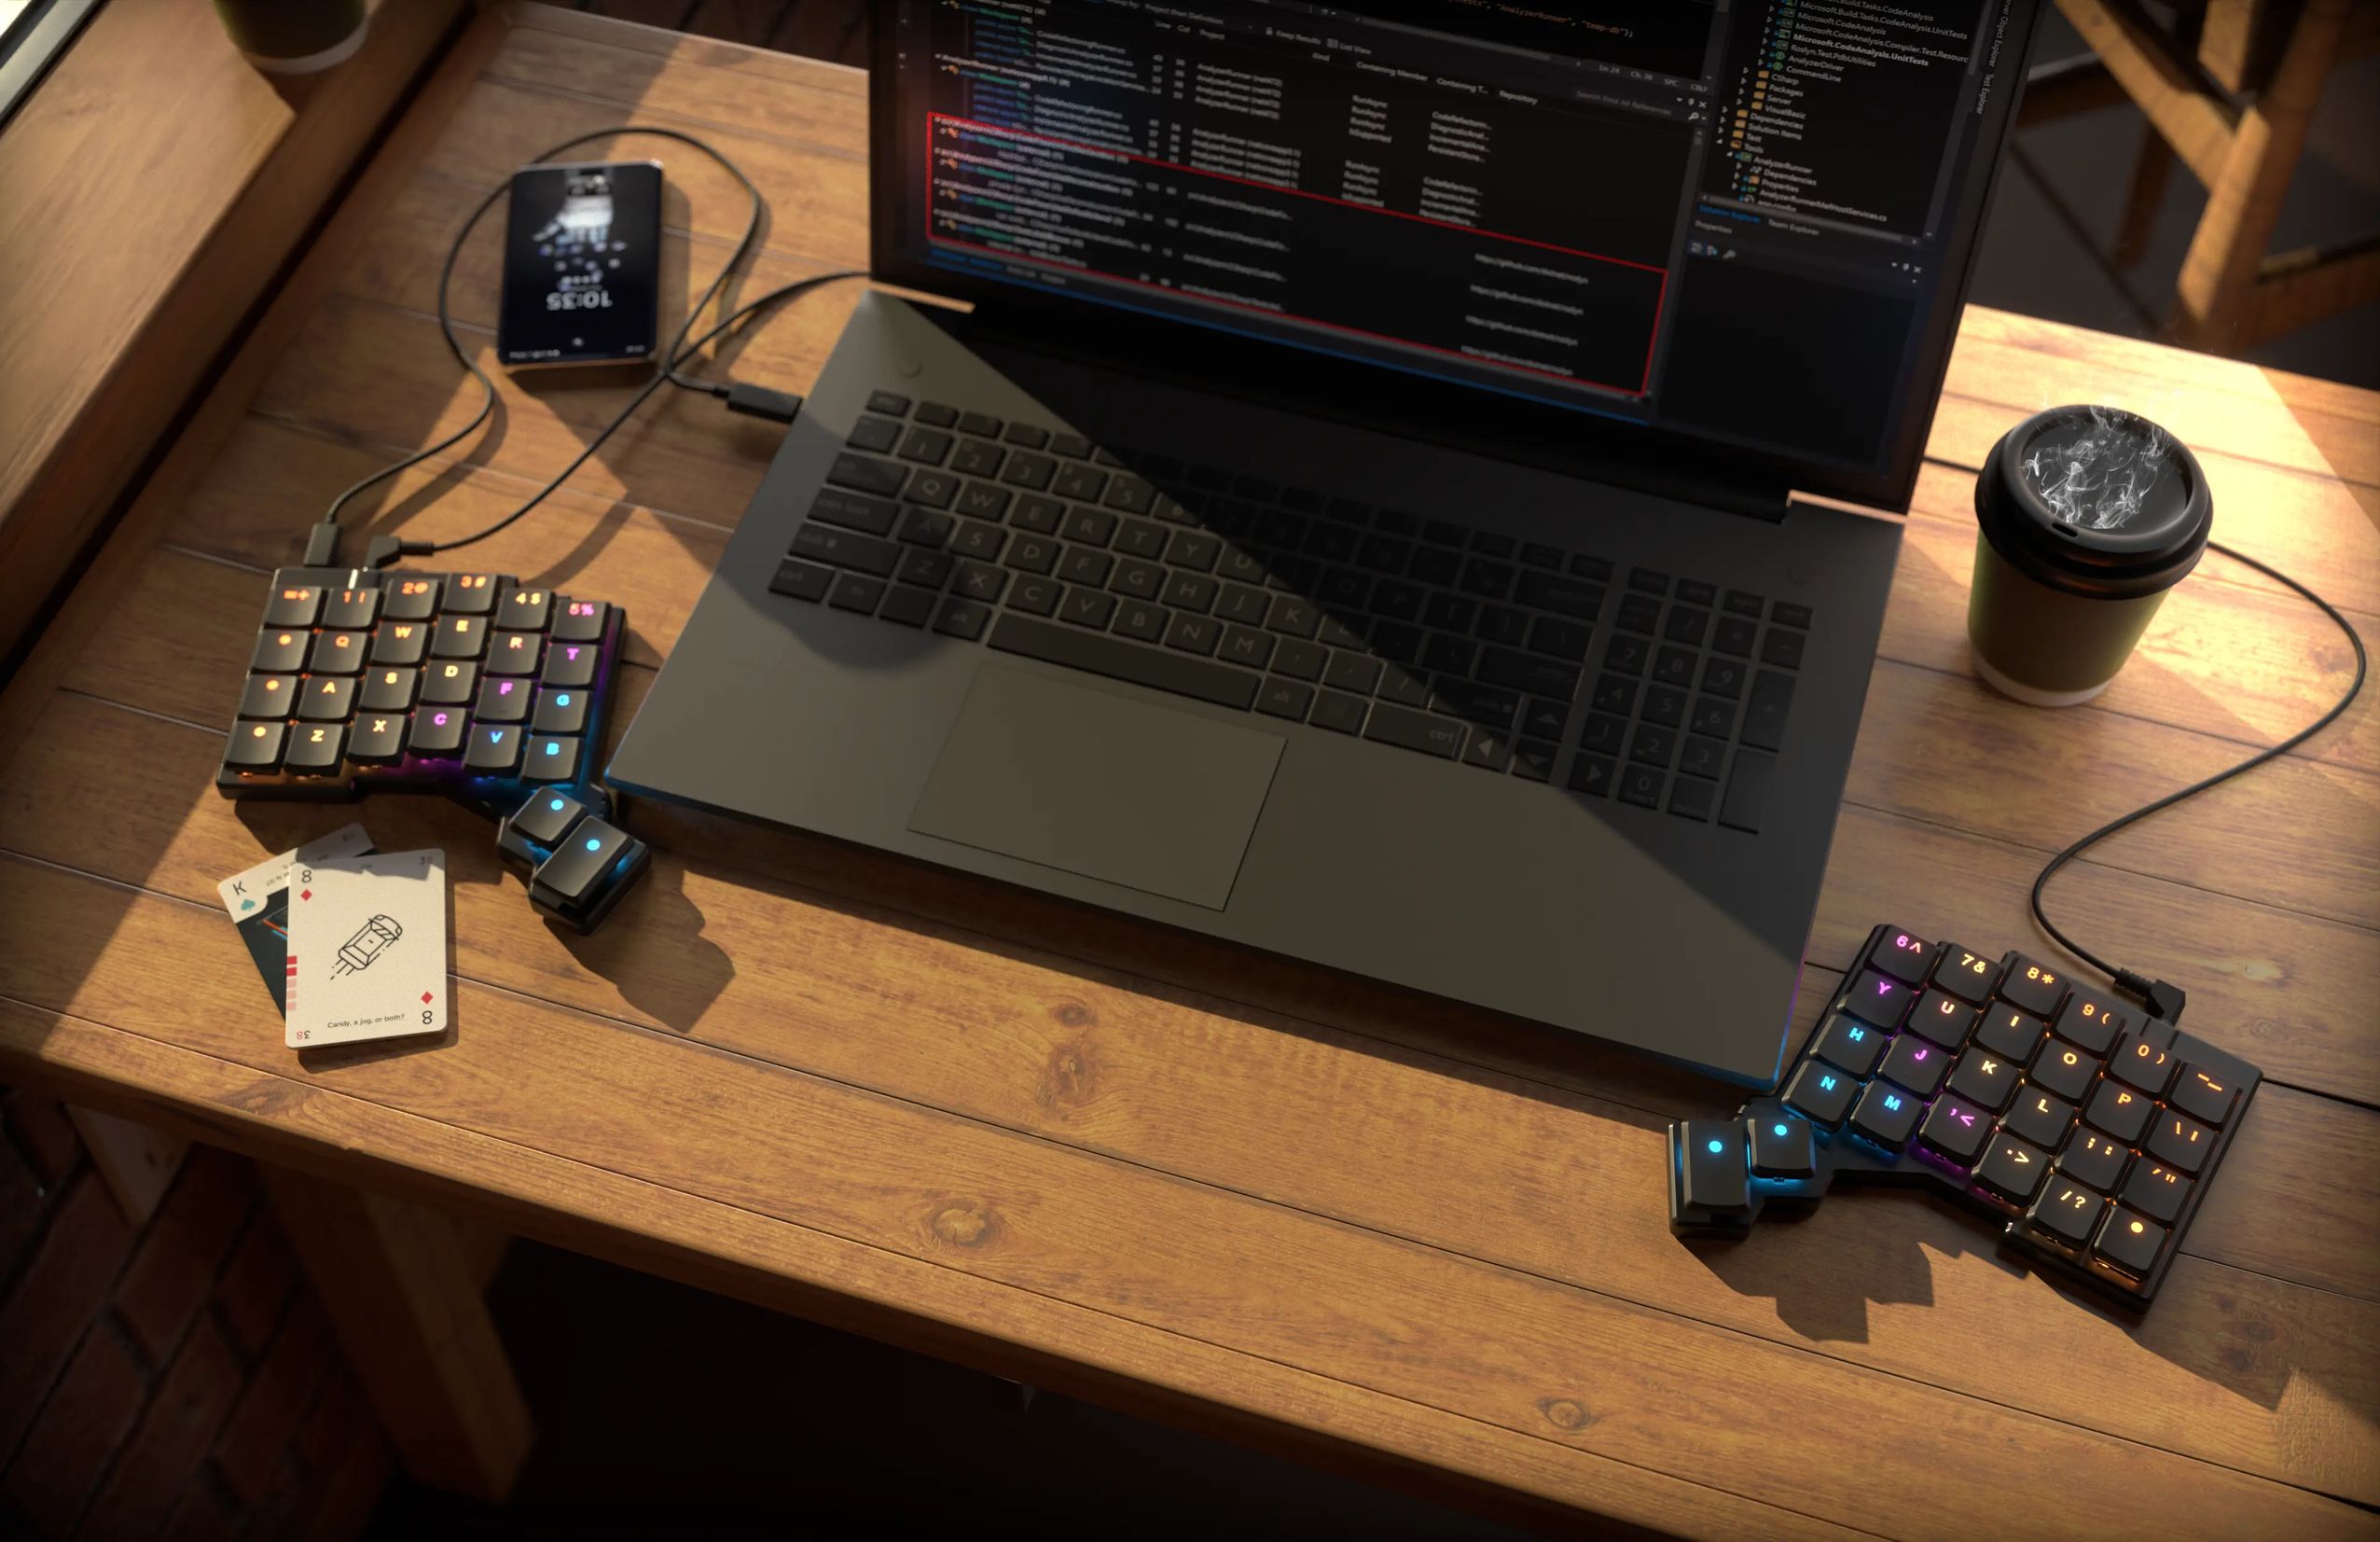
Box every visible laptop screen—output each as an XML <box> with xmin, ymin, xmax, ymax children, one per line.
<box><xmin>874</xmin><ymin>0</ymin><xmax>2036</xmax><ymax>507</ymax></box>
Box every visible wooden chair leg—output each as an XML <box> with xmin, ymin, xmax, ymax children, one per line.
<box><xmin>2172</xmin><ymin>0</ymin><xmax>2353</xmax><ymax>350</ymax></box>
<box><xmin>2113</xmin><ymin>131</ymin><xmax>2176</xmax><ymax>270</ymax></box>
<box><xmin>263</xmin><ymin>1167</ymin><xmax>534</xmax><ymax>1503</ymax></box>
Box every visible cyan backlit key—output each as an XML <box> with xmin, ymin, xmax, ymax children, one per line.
<box><xmin>1749</xmin><ymin>1116</ymin><xmax>1815</xmax><ymax>1179</ymax></box>
<box><xmin>1679</xmin><ymin>1120</ymin><xmax>1750</xmax><ymax>1214</ymax></box>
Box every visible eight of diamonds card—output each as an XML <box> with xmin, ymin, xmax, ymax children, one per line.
<box><xmin>284</xmin><ymin>848</ymin><xmax>450</xmax><ymax>1049</ymax></box>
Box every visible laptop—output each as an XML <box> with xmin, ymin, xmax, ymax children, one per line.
<box><xmin>609</xmin><ymin>0</ymin><xmax>2043</xmax><ymax>1086</ymax></box>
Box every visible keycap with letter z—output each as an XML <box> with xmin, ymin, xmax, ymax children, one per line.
<box><xmin>1666</xmin><ymin>923</ymin><xmax>2260</xmax><ymax>1309</ymax></box>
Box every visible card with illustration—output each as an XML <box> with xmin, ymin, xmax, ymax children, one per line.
<box><xmin>284</xmin><ymin>847</ymin><xmax>450</xmax><ymax>1049</ymax></box>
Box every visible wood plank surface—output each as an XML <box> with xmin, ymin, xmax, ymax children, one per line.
<box><xmin>1</xmin><ymin>6</ymin><xmax>2373</xmax><ymax>1534</ymax></box>
<box><xmin>0</xmin><ymin>0</ymin><xmax>466</xmax><ymax>662</ymax></box>
<box><xmin>0</xmin><ymin>1001</ymin><xmax>1845</xmax><ymax>1541</ymax></box>
<box><xmin>1</xmin><ymin>858</ymin><xmax>2371</xmax><ymax>1535</ymax></box>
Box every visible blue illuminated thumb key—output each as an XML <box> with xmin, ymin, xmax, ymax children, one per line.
<box><xmin>526</xmin><ymin>814</ymin><xmax>651</xmax><ymax>933</ymax></box>
<box><xmin>505</xmin><ymin>789</ymin><xmax>586</xmax><ymax>848</ymax></box>
<box><xmin>1750</xmin><ymin>1116</ymin><xmax>1815</xmax><ymax>1179</ymax></box>
<box><xmin>1678</xmin><ymin>1120</ymin><xmax>1750</xmax><ymax>1215</ymax></box>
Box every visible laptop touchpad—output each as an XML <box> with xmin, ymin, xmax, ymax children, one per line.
<box><xmin>908</xmin><ymin>666</ymin><xmax>1283</xmax><ymax>911</ymax></box>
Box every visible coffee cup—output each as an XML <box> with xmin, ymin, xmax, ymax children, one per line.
<box><xmin>213</xmin><ymin>0</ymin><xmax>368</xmax><ymax>75</ymax></box>
<box><xmin>1968</xmin><ymin>405</ymin><xmax>2210</xmax><ymax>706</ymax></box>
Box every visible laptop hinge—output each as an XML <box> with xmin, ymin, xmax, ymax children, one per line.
<box><xmin>946</xmin><ymin>299</ymin><xmax>1799</xmax><ymax>524</ymax></box>
<box><xmin>1643</xmin><ymin>467</ymin><xmax>1794</xmax><ymax>524</ymax></box>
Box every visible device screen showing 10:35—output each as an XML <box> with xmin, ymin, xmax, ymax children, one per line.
<box><xmin>497</xmin><ymin>160</ymin><xmax>663</xmax><ymax>368</ymax></box>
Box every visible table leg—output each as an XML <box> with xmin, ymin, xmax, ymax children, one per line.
<box><xmin>262</xmin><ymin>1166</ymin><xmax>533</xmax><ymax>1503</ymax></box>
<box><xmin>2173</xmin><ymin>0</ymin><xmax>2353</xmax><ymax>347</ymax></box>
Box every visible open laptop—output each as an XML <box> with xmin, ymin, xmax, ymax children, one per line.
<box><xmin>609</xmin><ymin>0</ymin><xmax>2042</xmax><ymax>1086</ymax></box>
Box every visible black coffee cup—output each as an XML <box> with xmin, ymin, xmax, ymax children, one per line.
<box><xmin>213</xmin><ymin>0</ymin><xmax>368</xmax><ymax>75</ymax></box>
<box><xmin>1968</xmin><ymin>405</ymin><xmax>2211</xmax><ymax>706</ymax></box>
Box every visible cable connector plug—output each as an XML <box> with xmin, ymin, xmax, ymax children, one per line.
<box><xmin>2112</xmin><ymin>967</ymin><xmax>2186</xmax><ymax>1025</ymax></box>
<box><xmin>302</xmin><ymin>522</ymin><xmax>342</xmax><ymax>567</ymax></box>
<box><xmin>721</xmin><ymin>382</ymin><xmax>803</xmax><ymax>424</ymax></box>
<box><xmin>363</xmin><ymin>534</ymin><xmax>436</xmax><ymax>571</ymax></box>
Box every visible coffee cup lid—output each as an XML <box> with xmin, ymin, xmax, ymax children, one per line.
<box><xmin>1977</xmin><ymin>406</ymin><xmax>2211</xmax><ymax>599</ymax></box>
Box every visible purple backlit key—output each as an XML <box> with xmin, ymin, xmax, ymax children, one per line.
<box><xmin>1846</xmin><ymin>968</ymin><xmax>1916</xmax><ymax>1029</ymax></box>
<box><xmin>1865</xmin><ymin>926</ymin><xmax>1932</xmax><ymax>985</ymax></box>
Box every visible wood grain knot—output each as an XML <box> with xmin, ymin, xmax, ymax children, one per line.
<box><xmin>1052</xmin><ymin>999</ymin><xmax>1096</xmax><ymax>1029</ymax></box>
<box><xmin>1040</xmin><ymin>1040</ymin><xmax>1098</xmax><ymax>1110</ymax></box>
<box><xmin>1536</xmin><ymin>1397</ymin><xmax>1598</xmax><ymax>1433</ymax></box>
<box><xmin>927</xmin><ymin>1198</ymin><xmax>1004</xmax><ymax>1251</ymax></box>
<box><xmin>225</xmin><ymin>1077</ymin><xmax>307</xmax><ymax>1117</ymax></box>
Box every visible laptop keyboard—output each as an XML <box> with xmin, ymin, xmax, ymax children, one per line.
<box><xmin>769</xmin><ymin>390</ymin><xmax>1816</xmax><ymax>833</ymax></box>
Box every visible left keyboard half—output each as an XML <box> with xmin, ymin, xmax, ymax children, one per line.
<box><xmin>215</xmin><ymin>567</ymin><xmax>626</xmax><ymax>820</ymax></box>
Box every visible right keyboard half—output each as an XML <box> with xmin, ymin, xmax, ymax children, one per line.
<box><xmin>1668</xmin><ymin>924</ymin><xmax>2261</xmax><ymax>1309</ymax></box>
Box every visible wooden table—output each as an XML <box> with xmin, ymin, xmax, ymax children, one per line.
<box><xmin>0</xmin><ymin>0</ymin><xmax>465</xmax><ymax>662</ymax></box>
<box><xmin>3</xmin><ymin>7</ymin><xmax>2374</xmax><ymax>1535</ymax></box>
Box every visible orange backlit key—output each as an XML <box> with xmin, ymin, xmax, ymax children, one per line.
<box><xmin>2094</xmin><ymin>1209</ymin><xmax>2167</xmax><ymax>1278</ymax></box>
<box><xmin>2053</xmin><ymin>992</ymin><xmax>2127</xmax><ymax>1054</ymax></box>
<box><xmin>1908</xmin><ymin>988</ymin><xmax>1980</xmax><ymax>1048</ymax></box>
<box><xmin>2058</xmin><ymin>1130</ymin><xmax>2131</xmax><ymax>1191</ymax></box>
<box><xmin>251</xmin><ymin>628</ymin><xmax>309</xmax><ymax>673</ymax></box>
<box><xmin>1971</xmin><ymin>1002</ymin><xmax>2042</xmax><ymax>1061</ymax></box>
<box><xmin>2168</xmin><ymin>1065</ymin><xmax>2237</xmax><ymax>1126</ymax></box>
<box><xmin>2145</xmin><ymin>1111</ymin><xmax>2215</xmax><ymax>1174</ymax></box>
<box><xmin>1999</xmin><ymin>953</ymin><xmax>2067</xmax><ymax>1019</ymax></box>
<box><xmin>2111</xmin><ymin>1030</ymin><xmax>2179</xmax><ymax>1096</ymax></box>
<box><xmin>2084</xmin><ymin>1079</ymin><xmax>2153</xmax><ymax>1143</ymax></box>
<box><xmin>384</xmin><ymin>577</ymin><xmax>441</xmax><ymax>620</ymax></box>
<box><xmin>2123</xmin><ymin>1162</ymin><xmax>2193</xmax><ymax>1223</ymax></box>
<box><xmin>2029</xmin><ymin>1039</ymin><xmax>2099</xmax><ymax>1101</ymax></box>
<box><xmin>321</xmin><ymin>586</ymin><xmax>380</xmax><ymax>628</ymax></box>
<box><xmin>1930</xmin><ymin>943</ymin><xmax>1999</xmax><ymax>1005</ymax></box>
<box><xmin>2027</xmin><ymin>1181</ymin><xmax>2106</xmax><ymax>1249</ymax></box>
<box><xmin>263</xmin><ymin>584</ymin><xmax>322</xmax><ymax>628</ymax></box>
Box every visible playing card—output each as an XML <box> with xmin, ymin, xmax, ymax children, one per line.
<box><xmin>284</xmin><ymin>848</ymin><xmax>449</xmax><ymax>1049</ymax></box>
<box><xmin>215</xmin><ymin>823</ymin><xmax>373</xmax><ymax>1011</ymax></box>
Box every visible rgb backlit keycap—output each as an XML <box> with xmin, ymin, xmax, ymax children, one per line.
<box><xmin>1908</xmin><ymin>989</ymin><xmax>1979</xmax><ymax>1047</ymax></box>
<box><xmin>1847</xmin><ymin>969</ymin><xmax>1915</xmax><ymax>1028</ymax></box>
<box><xmin>1812</xmin><ymin>1012</ymin><xmax>1886</xmax><ymax>1077</ymax></box>
<box><xmin>2028</xmin><ymin>1181</ymin><xmax>2105</xmax><ymax>1248</ymax></box>
<box><xmin>1749</xmin><ymin>1117</ymin><xmax>1814</xmax><ymax>1179</ymax></box>
<box><xmin>1877</xmin><ymin>1035</ymin><xmax>1948</xmax><ymax>1097</ymax></box>
<box><xmin>1930</xmin><ymin>944</ymin><xmax>1999</xmax><ymax>1004</ymax></box>
<box><xmin>1782</xmin><ymin>1060</ymin><xmax>1856</xmax><ymax>1126</ymax></box>
<box><xmin>1867</xmin><ymin>927</ymin><xmax>1931</xmax><ymax>984</ymax></box>
<box><xmin>1999</xmin><ymin>955</ymin><xmax>2068</xmax><ymax>1018</ymax></box>
<box><xmin>2168</xmin><ymin>1066</ymin><xmax>2235</xmax><ymax>1125</ymax></box>
<box><xmin>1849</xmin><ymin>1081</ymin><xmax>1921</xmax><ymax>1150</ymax></box>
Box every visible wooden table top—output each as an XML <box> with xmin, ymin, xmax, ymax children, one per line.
<box><xmin>3</xmin><ymin>8</ymin><xmax>2374</xmax><ymax>1535</ymax></box>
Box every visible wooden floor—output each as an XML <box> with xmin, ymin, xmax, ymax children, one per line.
<box><xmin>0</xmin><ymin>6</ymin><xmax>2374</xmax><ymax>1536</ymax></box>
